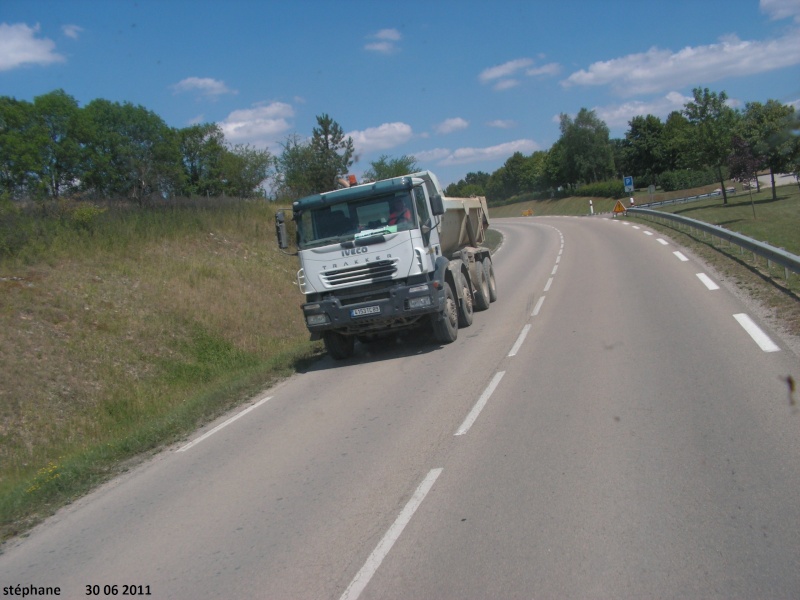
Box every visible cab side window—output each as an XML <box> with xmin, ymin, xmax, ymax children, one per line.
<box><xmin>413</xmin><ymin>186</ymin><xmax>430</xmax><ymax>225</ymax></box>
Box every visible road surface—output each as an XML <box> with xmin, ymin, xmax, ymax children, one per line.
<box><xmin>2</xmin><ymin>215</ymin><xmax>799</xmax><ymax>599</ymax></box>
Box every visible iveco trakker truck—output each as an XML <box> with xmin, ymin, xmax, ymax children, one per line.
<box><xmin>275</xmin><ymin>171</ymin><xmax>496</xmax><ymax>359</ymax></box>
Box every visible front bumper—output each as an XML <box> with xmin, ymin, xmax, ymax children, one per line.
<box><xmin>302</xmin><ymin>281</ymin><xmax>444</xmax><ymax>336</ymax></box>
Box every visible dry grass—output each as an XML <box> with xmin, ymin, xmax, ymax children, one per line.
<box><xmin>0</xmin><ymin>199</ymin><xmax>320</xmax><ymax>539</ymax></box>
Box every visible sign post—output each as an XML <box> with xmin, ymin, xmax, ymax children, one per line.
<box><xmin>624</xmin><ymin>175</ymin><xmax>634</xmax><ymax>194</ymax></box>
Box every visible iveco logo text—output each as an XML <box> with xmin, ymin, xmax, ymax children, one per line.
<box><xmin>342</xmin><ymin>247</ymin><xmax>368</xmax><ymax>257</ymax></box>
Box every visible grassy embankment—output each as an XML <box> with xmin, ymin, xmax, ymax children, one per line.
<box><xmin>0</xmin><ymin>199</ymin><xmax>320</xmax><ymax>541</ymax></box>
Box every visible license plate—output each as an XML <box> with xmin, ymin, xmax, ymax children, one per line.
<box><xmin>351</xmin><ymin>305</ymin><xmax>381</xmax><ymax>318</ymax></box>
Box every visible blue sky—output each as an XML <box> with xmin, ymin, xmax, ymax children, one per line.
<box><xmin>2</xmin><ymin>0</ymin><xmax>800</xmax><ymax>187</ymax></box>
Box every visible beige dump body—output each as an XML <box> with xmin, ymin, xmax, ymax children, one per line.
<box><xmin>438</xmin><ymin>196</ymin><xmax>491</xmax><ymax>258</ymax></box>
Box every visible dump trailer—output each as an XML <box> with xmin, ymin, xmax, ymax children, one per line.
<box><xmin>275</xmin><ymin>171</ymin><xmax>496</xmax><ymax>359</ymax></box>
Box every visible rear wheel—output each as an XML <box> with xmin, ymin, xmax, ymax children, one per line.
<box><xmin>473</xmin><ymin>260</ymin><xmax>491</xmax><ymax>311</ymax></box>
<box><xmin>323</xmin><ymin>331</ymin><xmax>355</xmax><ymax>360</ymax></box>
<box><xmin>457</xmin><ymin>272</ymin><xmax>474</xmax><ymax>327</ymax></box>
<box><xmin>431</xmin><ymin>282</ymin><xmax>458</xmax><ymax>344</ymax></box>
<box><xmin>484</xmin><ymin>257</ymin><xmax>497</xmax><ymax>303</ymax></box>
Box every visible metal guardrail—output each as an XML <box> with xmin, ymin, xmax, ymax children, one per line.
<box><xmin>636</xmin><ymin>188</ymin><xmax>730</xmax><ymax>209</ymax></box>
<box><xmin>628</xmin><ymin>207</ymin><xmax>800</xmax><ymax>279</ymax></box>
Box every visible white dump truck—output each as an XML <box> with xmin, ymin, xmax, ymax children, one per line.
<box><xmin>275</xmin><ymin>171</ymin><xmax>496</xmax><ymax>359</ymax></box>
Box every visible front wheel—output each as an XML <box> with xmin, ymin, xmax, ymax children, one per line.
<box><xmin>431</xmin><ymin>282</ymin><xmax>458</xmax><ymax>344</ymax></box>
<box><xmin>323</xmin><ymin>331</ymin><xmax>355</xmax><ymax>360</ymax></box>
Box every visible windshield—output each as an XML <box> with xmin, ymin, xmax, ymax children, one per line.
<box><xmin>297</xmin><ymin>190</ymin><xmax>417</xmax><ymax>249</ymax></box>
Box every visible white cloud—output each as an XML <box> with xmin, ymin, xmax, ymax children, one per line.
<box><xmin>479</xmin><ymin>58</ymin><xmax>534</xmax><ymax>83</ymax></box>
<box><xmin>480</xmin><ymin>57</ymin><xmax>560</xmax><ymax>91</ymax></box>
<box><xmin>172</xmin><ymin>77</ymin><xmax>237</xmax><ymax>98</ymax></box>
<box><xmin>413</xmin><ymin>148</ymin><xmax>452</xmax><ymax>163</ymax></box>
<box><xmin>761</xmin><ymin>0</ymin><xmax>800</xmax><ymax>22</ymax></box>
<box><xmin>562</xmin><ymin>30</ymin><xmax>800</xmax><ymax>96</ymax></box>
<box><xmin>62</xmin><ymin>24</ymin><xmax>83</xmax><ymax>40</ymax></box>
<box><xmin>487</xmin><ymin>119</ymin><xmax>516</xmax><ymax>129</ymax></box>
<box><xmin>347</xmin><ymin>122</ymin><xmax>414</xmax><ymax>153</ymax></box>
<box><xmin>434</xmin><ymin>117</ymin><xmax>469</xmax><ymax>134</ymax></box>
<box><xmin>365</xmin><ymin>28</ymin><xmax>402</xmax><ymax>53</ymax></box>
<box><xmin>493</xmin><ymin>79</ymin><xmax>520</xmax><ymax>91</ymax></box>
<box><xmin>526</xmin><ymin>62</ymin><xmax>561</xmax><ymax>77</ymax></box>
<box><xmin>592</xmin><ymin>91</ymin><xmax>693</xmax><ymax>129</ymax></box>
<box><xmin>435</xmin><ymin>139</ymin><xmax>539</xmax><ymax>166</ymax></box>
<box><xmin>218</xmin><ymin>102</ymin><xmax>294</xmax><ymax>147</ymax></box>
<box><xmin>0</xmin><ymin>23</ymin><xmax>64</xmax><ymax>71</ymax></box>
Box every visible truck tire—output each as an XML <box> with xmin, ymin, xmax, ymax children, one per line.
<box><xmin>432</xmin><ymin>282</ymin><xmax>458</xmax><ymax>344</ymax></box>
<box><xmin>484</xmin><ymin>257</ymin><xmax>497</xmax><ymax>302</ymax></box>
<box><xmin>323</xmin><ymin>331</ymin><xmax>355</xmax><ymax>360</ymax></box>
<box><xmin>457</xmin><ymin>272</ymin><xmax>474</xmax><ymax>327</ymax></box>
<box><xmin>473</xmin><ymin>260</ymin><xmax>491</xmax><ymax>311</ymax></box>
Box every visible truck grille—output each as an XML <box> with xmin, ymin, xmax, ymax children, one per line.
<box><xmin>321</xmin><ymin>259</ymin><xmax>398</xmax><ymax>288</ymax></box>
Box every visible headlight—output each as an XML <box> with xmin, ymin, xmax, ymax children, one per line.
<box><xmin>407</xmin><ymin>296</ymin><xmax>432</xmax><ymax>309</ymax></box>
<box><xmin>408</xmin><ymin>284</ymin><xmax>429</xmax><ymax>294</ymax></box>
<box><xmin>306</xmin><ymin>314</ymin><xmax>330</xmax><ymax>326</ymax></box>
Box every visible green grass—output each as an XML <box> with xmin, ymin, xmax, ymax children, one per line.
<box><xmin>0</xmin><ymin>199</ymin><xmax>322</xmax><ymax>540</ymax></box>
<box><xmin>653</xmin><ymin>186</ymin><xmax>800</xmax><ymax>256</ymax></box>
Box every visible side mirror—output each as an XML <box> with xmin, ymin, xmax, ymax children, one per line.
<box><xmin>430</xmin><ymin>193</ymin><xmax>444</xmax><ymax>216</ymax></box>
<box><xmin>275</xmin><ymin>210</ymin><xmax>289</xmax><ymax>249</ymax></box>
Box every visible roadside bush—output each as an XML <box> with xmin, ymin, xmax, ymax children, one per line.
<box><xmin>573</xmin><ymin>180</ymin><xmax>625</xmax><ymax>198</ymax></box>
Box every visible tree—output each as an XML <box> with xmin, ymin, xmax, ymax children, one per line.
<box><xmin>362</xmin><ymin>154</ymin><xmax>418</xmax><ymax>181</ymax></box>
<box><xmin>739</xmin><ymin>99</ymin><xmax>796</xmax><ymax>201</ymax></box>
<box><xmin>623</xmin><ymin>114</ymin><xmax>665</xmax><ymax>186</ymax></box>
<box><xmin>445</xmin><ymin>171</ymin><xmax>490</xmax><ymax>197</ymax></box>
<box><xmin>661</xmin><ymin>111</ymin><xmax>694</xmax><ymax>172</ymax></box>
<box><xmin>555</xmin><ymin>108</ymin><xmax>615</xmax><ymax>186</ymax></box>
<box><xmin>273</xmin><ymin>134</ymin><xmax>317</xmax><ymax>201</ymax></box>
<box><xmin>80</xmin><ymin>99</ymin><xmax>183</xmax><ymax>202</ymax></box>
<box><xmin>179</xmin><ymin>123</ymin><xmax>226</xmax><ymax>197</ymax></box>
<box><xmin>309</xmin><ymin>113</ymin><xmax>354</xmax><ymax>193</ymax></box>
<box><xmin>32</xmin><ymin>90</ymin><xmax>82</xmax><ymax>199</ymax></box>
<box><xmin>219</xmin><ymin>144</ymin><xmax>271</xmax><ymax>198</ymax></box>
<box><xmin>0</xmin><ymin>97</ymin><xmax>40</xmax><ymax>198</ymax></box>
<box><xmin>728</xmin><ymin>136</ymin><xmax>760</xmax><ymax>218</ymax></box>
<box><xmin>683</xmin><ymin>88</ymin><xmax>738</xmax><ymax>204</ymax></box>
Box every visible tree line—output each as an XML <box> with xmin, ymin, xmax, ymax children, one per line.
<box><xmin>0</xmin><ymin>89</ymin><xmax>271</xmax><ymax>203</ymax></box>
<box><xmin>2</xmin><ymin>87</ymin><xmax>797</xmax><ymax>206</ymax></box>
<box><xmin>446</xmin><ymin>88</ymin><xmax>799</xmax><ymax>205</ymax></box>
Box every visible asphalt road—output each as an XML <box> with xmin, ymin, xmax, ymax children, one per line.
<box><xmin>2</xmin><ymin>215</ymin><xmax>799</xmax><ymax>599</ymax></box>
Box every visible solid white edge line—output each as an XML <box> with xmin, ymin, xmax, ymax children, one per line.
<box><xmin>508</xmin><ymin>324</ymin><xmax>532</xmax><ymax>357</ymax></box>
<box><xmin>673</xmin><ymin>251</ymin><xmax>689</xmax><ymax>262</ymax></box>
<box><xmin>696</xmin><ymin>273</ymin><xmax>720</xmax><ymax>290</ymax></box>
<box><xmin>455</xmin><ymin>371</ymin><xmax>506</xmax><ymax>436</ymax></box>
<box><xmin>532</xmin><ymin>296</ymin><xmax>546</xmax><ymax>317</ymax></box>
<box><xmin>733</xmin><ymin>314</ymin><xmax>780</xmax><ymax>352</ymax></box>
<box><xmin>339</xmin><ymin>468</ymin><xmax>443</xmax><ymax>600</ymax></box>
<box><xmin>177</xmin><ymin>395</ymin><xmax>273</xmax><ymax>452</ymax></box>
